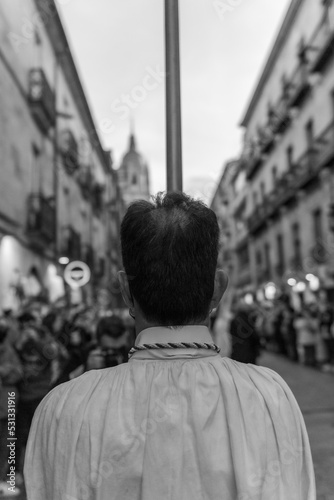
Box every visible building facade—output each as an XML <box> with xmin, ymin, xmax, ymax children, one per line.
<box><xmin>212</xmin><ymin>0</ymin><xmax>334</xmax><ymax>303</ymax></box>
<box><xmin>116</xmin><ymin>133</ymin><xmax>150</xmax><ymax>208</ymax></box>
<box><xmin>0</xmin><ymin>0</ymin><xmax>123</xmax><ymax>311</ymax></box>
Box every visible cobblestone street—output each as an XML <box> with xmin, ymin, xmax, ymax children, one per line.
<box><xmin>260</xmin><ymin>352</ymin><xmax>334</xmax><ymax>500</ymax></box>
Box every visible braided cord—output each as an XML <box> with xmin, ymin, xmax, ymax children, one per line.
<box><xmin>128</xmin><ymin>342</ymin><xmax>221</xmax><ymax>359</ymax></box>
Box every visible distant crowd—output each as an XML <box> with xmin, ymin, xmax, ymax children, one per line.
<box><xmin>0</xmin><ymin>302</ymin><xmax>135</xmax><ymax>496</ymax></box>
<box><xmin>1</xmin><ymin>292</ymin><xmax>333</xmax><ymax>495</ymax></box>
<box><xmin>228</xmin><ymin>291</ymin><xmax>334</xmax><ymax>371</ymax></box>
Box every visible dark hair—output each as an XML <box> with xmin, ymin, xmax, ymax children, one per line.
<box><xmin>96</xmin><ymin>316</ymin><xmax>126</xmax><ymax>340</ymax></box>
<box><xmin>120</xmin><ymin>192</ymin><xmax>220</xmax><ymax>325</ymax></box>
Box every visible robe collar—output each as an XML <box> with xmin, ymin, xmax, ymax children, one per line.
<box><xmin>129</xmin><ymin>325</ymin><xmax>220</xmax><ymax>361</ymax></box>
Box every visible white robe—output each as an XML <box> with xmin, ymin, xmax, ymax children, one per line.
<box><xmin>24</xmin><ymin>326</ymin><xmax>316</xmax><ymax>500</ymax></box>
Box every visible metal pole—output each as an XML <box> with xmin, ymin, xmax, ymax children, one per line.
<box><xmin>53</xmin><ymin>55</ymin><xmax>59</xmax><ymax>261</ymax></box>
<box><xmin>165</xmin><ymin>0</ymin><xmax>183</xmax><ymax>192</ymax></box>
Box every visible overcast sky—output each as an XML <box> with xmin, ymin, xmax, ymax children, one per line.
<box><xmin>57</xmin><ymin>0</ymin><xmax>291</xmax><ymax>204</ymax></box>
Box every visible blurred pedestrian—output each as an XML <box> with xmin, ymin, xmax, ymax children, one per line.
<box><xmin>0</xmin><ymin>319</ymin><xmax>22</xmax><ymax>496</ymax></box>
<box><xmin>15</xmin><ymin>324</ymin><xmax>57</xmax><ymax>481</ymax></box>
<box><xmin>25</xmin><ymin>192</ymin><xmax>315</xmax><ymax>500</ymax></box>
<box><xmin>294</xmin><ymin>307</ymin><xmax>317</xmax><ymax>366</ymax></box>
<box><xmin>318</xmin><ymin>294</ymin><xmax>334</xmax><ymax>371</ymax></box>
<box><xmin>230</xmin><ymin>302</ymin><xmax>261</xmax><ymax>364</ymax></box>
<box><xmin>282</xmin><ymin>304</ymin><xmax>298</xmax><ymax>362</ymax></box>
<box><xmin>53</xmin><ymin>320</ymin><xmax>91</xmax><ymax>384</ymax></box>
<box><xmin>272</xmin><ymin>300</ymin><xmax>287</xmax><ymax>355</ymax></box>
<box><xmin>85</xmin><ymin>316</ymin><xmax>129</xmax><ymax>371</ymax></box>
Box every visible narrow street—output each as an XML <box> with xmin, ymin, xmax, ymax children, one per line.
<box><xmin>260</xmin><ymin>352</ymin><xmax>334</xmax><ymax>500</ymax></box>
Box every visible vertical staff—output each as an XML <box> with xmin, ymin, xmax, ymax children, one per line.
<box><xmin>165</xmin><ymin>0</ymin><xmax>183</xmax><ymax>192</ymax></box>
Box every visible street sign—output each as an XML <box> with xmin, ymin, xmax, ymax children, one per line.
<box><xmin>64</xmin><ymin>260</ymin><xmax>91</xmax><ymax>288</ymax></box>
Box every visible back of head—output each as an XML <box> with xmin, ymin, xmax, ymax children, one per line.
<box><xmin>120</xmin><ymin>192</ymin><xmax>219</xmax><ymax>325</ymax></box>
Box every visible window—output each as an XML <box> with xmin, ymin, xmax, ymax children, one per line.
<box><xmin>132</xmin><ymin>174</ymin><xmax>137</xmax><ymax>185</ymax></box>
<box><xmin>287</xmin><ymin>146</ymin><xmax>294</xmax><ymax>169</ymax></box>
<box><xmin>264</xmin><ymin>243</ymin><xmax>271</xmax><ymax>278</ymax></box>
<box><xmin>313</xmin><ymin>209</ymin><xmax>323</xmax><ymax>243</ymax></box>
<box><xmin>292</xmin><ymin>223</ymin><xmax>302</xmax><ymax>265</ymax></box>
<box><xmin>31</xmin><ymin>143</ymin><xmax>40</xmax><ymax>191</ymax></box>
<box><xmin>237</xmin><ymin>244</ymin><xmax>249</xmax><ymax>270</ymax></box>
<box><xmin>305</xmin><ymin>120</ymin><xmax>314</xmax><ymax>150</ymax></box>
<box><xmin>277</xmin><ymin>234</ymin><xmax>285</xmax><ymax>271</ymax></box>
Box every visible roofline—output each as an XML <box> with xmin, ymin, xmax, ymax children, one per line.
<box><xmin>240</xmin><ymin>0</ymin><xmax>304</xmax><ymax>128</ymax></box>
<box><xmin>35</xmin><ymin>0</ymin><xmax>110</xmax><ymax>173</ymax></box>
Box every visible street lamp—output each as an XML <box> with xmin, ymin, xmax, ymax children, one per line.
<box><xmin>165</xmin><ymin>0</ymin><xmax>183</xmax><ymax>192</ymax></box>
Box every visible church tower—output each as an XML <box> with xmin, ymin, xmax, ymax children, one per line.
<box><xmin>116</xmin><ymin>133</ymin><xmax>150</xmax><ymax>208</ymax></box>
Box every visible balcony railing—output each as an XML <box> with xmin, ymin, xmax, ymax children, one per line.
<box><xmin>28</xmin><ymin>69</ymin><xmax>55</xmax><ymax>133</ymax></box>
<box><xmin>62</xmin><ymin>226</ymin><xmax>81</xmax><ymax>260</ymax></box>
<box><xmin>59</xmin><ymin>129</ymin><xmax>79</xmax><ymax>174</ymax></box>
<box><xmin>92</xmin><ymin>184</ymin><xmax>105</xmax><ymax>214</ymax></box>
<box><xmin>245</xmin><ymin>146</ymin><xmax>263</xmax><ymax>180</ymax></box>
<box><xmin>77</xmin><ymin>165</ymin><xmax>93</xmax><ymax>200</ymax></box>
<box><xmin>313</xmin><ymin>120</ymin><xmax>334</xmax><ymax>168</ymax></box>
<box><xmin>247</xmin><ymin>120</ymin><xmax>334</xmax><ymax>234</ymax></box>
<box><xmin>270</xmin><ymin>98</ymin><xmax>291</xmax><ymax>135</ymax></box>
<box><xmin>309</xmin><ymin>5</ymin><xmax>334</xmax><ymax>73</ymax></box>
<box><xmin>27</xmin><ymin>194</ymin><xmax>55</xmax><ymax>243</ymax></box>
<box><xmin>258</xmin><ymin>126</ymin><xmax>275</xmax><ymax>154</ymax></box>
<box><xmin>288</xmin><ymin>62</ymin><xmax>311</xmax><ymax>109</ymax></box>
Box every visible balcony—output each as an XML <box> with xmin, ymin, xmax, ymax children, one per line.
<box><xmin>77</xmin><ymin>165</ymin><xmax>93</xmax><ymax>200</ymax></box>
<box><xmin>288</xmin><ymin>62</ymin><xmax>311</xmax><ymax>109</ymax></box>
<box><xmin>62</xmin><ymin>226</ymin><xmax>81</xmax><ymax>260</ymax></box>
<box><xmin>270</xmin><ymin>98</ymin><xmax>291</xmax><ymax>135</ymax></box>
<box><xmin>313</xmin><ymin>121</ymin><xmax>334</xmax><ymax>168</ymax></box>
<box><xmin>59</xmin><ymin>129</ymin><xmax>79</xmax><ymax>174</ymax></box>
<box><xmin>27</xmin><ymin>194</ymin><xmax>55</xmax><ymax>243</ymax></box>
<box><xmin>92</xmin><ymin>184</ymin><xmax>105</xmax><ymax>214</ymax></box>
<box><xmin>28</xmin><ymin>69</ymin><xmax>55</xmax><ymax>133</ymax></box>
<box><xmin>245</xmin><ymin>147</ymin><xmax>263</xmax><ymax>180</ymax></box>
<box><xmin>247</xmin><ymin>198</ymin><xmax>271</xmax><ymax>234</ymax></box>
<box><xmin>309</xmin><ymin>6</ymin><xmax>334</xmax><ymax>74</ymax></box>
<box><xmin>293</xmin><ymin>147</ymin><xmax>321</xmax><ymax>189</ymax></box>
<box><xmin>258</xmin><ymin>126</ymin><xmax>275</xmax><ymax>155</ymax></box>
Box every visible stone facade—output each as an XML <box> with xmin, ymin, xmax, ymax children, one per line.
<box><xmin>212</xmin><ymin>0</ymin><xmax>334</xmax><ymax>302</ymax></box>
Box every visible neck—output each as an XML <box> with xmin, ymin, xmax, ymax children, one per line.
<box><xmin>134</xmin><ymin>315</ymin><xmax>211</xmax><ymax>336</ymax></box>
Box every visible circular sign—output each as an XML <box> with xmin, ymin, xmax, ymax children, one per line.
<box><xmin>64</xmin><ymin>261</ymin><xmax>91</xmax><ymax>288</ymax></box>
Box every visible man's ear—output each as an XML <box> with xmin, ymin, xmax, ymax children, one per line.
<box><xmin>210</xmin><ymin>269</ymin><xmax>229</xmax><ymax>311</ymax></box>
<box><xmin>117</xmin><ymin>271</ymin><xmax>134</xmax><ymax>310</ymax></box>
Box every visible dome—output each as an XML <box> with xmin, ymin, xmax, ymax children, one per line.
<box><xmin>117</xmin><ymin>133</ymin><xmax>150</xmax><ymax>206</ymax></box>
